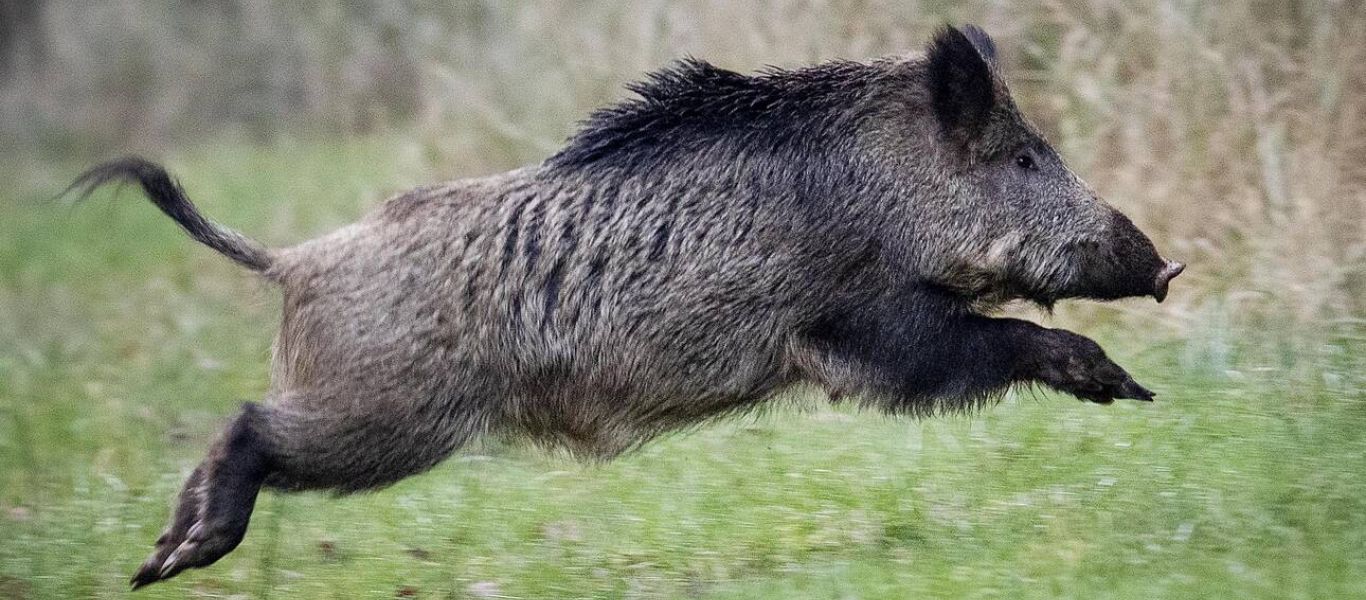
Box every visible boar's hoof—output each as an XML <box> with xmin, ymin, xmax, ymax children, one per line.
<box><xmin>1112</xmin><ymin>378</ymin><xmax>1156</xmax><ymax>402</ymax></box>
<box><xmin>130</xmin><ymin>508</ymin><xmax>252</xmax><ymax>589</ymax></box>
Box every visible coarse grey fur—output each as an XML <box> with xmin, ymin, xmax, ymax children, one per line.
<box><xmin>67</xmin><ymin>25</ymin><xmax>1183</xmax><ymax>589</ymax></box>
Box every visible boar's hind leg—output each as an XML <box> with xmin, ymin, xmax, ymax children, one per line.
<box><xmin>131</xmin><ymin>402</ymin><xmax>271</xmax><ymax>589</ymax></box>
<box><xmin>258</xmin><ymin>397</ymin><xmax>476</xmax><ymax>494</ymax></box>
<box><xmin>131</xmin><ymin>392</ymin><xmax>474</xmax><ymax>589</ymax></box>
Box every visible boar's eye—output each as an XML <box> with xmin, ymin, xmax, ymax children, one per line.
<box><xmin>1015</xmin><ymin>154</ymin><xmax>1037</xmax><ymax>171</ymax></box>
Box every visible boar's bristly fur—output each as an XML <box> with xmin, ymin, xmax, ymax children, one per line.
<box><xmin>65</xmin><ymin>25</ymin><xmax>1182</xmax><ymax>589</ymax></box>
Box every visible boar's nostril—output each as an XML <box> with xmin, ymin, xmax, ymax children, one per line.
<box><xmin>1161</xmin><ymin>260</ymin><xmax>1185</xmax><ymax>283</ymax></box>
<box><xmin>1152</xmin><ymin>260</ymin><xmax>1185</xmax><ymax>303</ymax></box>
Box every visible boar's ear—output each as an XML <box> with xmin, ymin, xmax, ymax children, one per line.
<box><xmin>927</xmin><ymin>24</ymin><xmax>999</xmax><ymax>146</ymax></box>
<box><xmin>959</xmin><ymin>24</ymin><xmax>999</xmax><ymax>70</ymax></box>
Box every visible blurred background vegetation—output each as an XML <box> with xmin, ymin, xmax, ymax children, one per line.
<box><xmin>1</xmin><ymin>1</ymin><xmax>1363</xmax><ymax>598</ymax></box>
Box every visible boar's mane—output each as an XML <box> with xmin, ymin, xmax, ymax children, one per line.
<box><xmin>545</xmin><ymin>58</ymin><xmax>887</xmax><ymax>176</ymax></box>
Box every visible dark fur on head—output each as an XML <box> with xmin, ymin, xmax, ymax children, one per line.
<box><xmin>64</xmin><ymin>25</ymin><xmax>1180</xmax><ymax>589</ymax></box>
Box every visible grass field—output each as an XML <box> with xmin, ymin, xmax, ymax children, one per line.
<box><xmin>1</xmin><ymin>139</ymin><xmax>1363</xmax><ymax>599</ymax></box>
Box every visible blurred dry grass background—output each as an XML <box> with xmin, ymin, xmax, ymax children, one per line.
<box><xmin>2</xmin><ymin>0</ymin><xmax>1363</xmax><ymax>341</ymax></box>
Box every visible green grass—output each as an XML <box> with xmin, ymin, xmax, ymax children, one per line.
<box><xmin>2</xmin><ymin>138</ymin><xmax>1363</xmax><ymax>599</ymax></box>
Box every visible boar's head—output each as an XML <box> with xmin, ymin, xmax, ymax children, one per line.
<box><xmin>872</xmin><ymin>25</ymin><xmax>1183</xmax><ymax>307</ymax></box>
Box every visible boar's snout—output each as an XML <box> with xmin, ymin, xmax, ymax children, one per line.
<box><xmin>1066</xmin><ymin>211</ymin><xmax>1182</xmax><ymax>303</ymax></box>
<box><xmin>1152</xmin><ymin>260</ymin><xmax>1185</xmax><ymax>303</ymax></box>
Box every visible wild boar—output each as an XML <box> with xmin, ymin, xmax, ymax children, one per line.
<box><xmin>67</xmin><ymin>25</ymin><xmax>1183</xmax><ymax>588</ymax></box>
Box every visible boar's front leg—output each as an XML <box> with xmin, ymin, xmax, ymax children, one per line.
<box><xmin>797</xmin><ymin>290</ymin><xmax>1153</xmax><ymax>408</ymax></box>
<box><xmin>1013</xmin><ymin>325</ymin><xmax>1154</xmax><ymax>404</ymax></box>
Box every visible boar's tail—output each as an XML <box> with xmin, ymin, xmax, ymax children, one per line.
<box><xmin>65</xmin><ymin>157</ymin><xmax>275</xmax><ymax>274</ymax></box>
